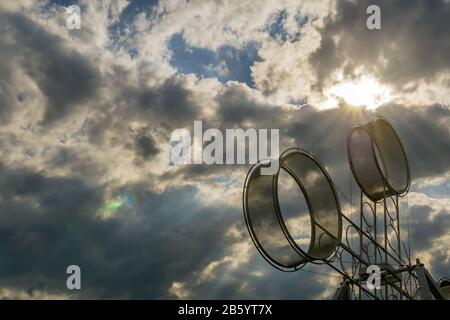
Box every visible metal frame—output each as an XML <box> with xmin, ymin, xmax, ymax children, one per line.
<box><xmin>347</xmin><ymin>116</ymin><xmax>411</xmax><ymax>202</ymax></box>
<box><xmin>243</xmin><ymin>117</ymin><xmax>445</xmax><ymax>300</ymax></box>
<box><xmin>243</xmin><ymin>161</ymin><xmax>301</xmax><ymax>272</ymax></box>
<box><xmin>275</xmin><ymin>148</ymin><xmax>342</xmax><ymax>264</ymax></box>
<box><xmin>243</xmin><ymin>148</ymin><xmax>342</xmax><ymax>271</ymax></box>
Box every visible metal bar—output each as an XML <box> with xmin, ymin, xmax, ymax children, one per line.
<box><xmin>395</xmin><ymin>195</ymin><xmax>403</xmax><ymax>300</ymax></box>
<box><xmin>374</xmin><ymin>201</ymin><xmax>378</xmax><ymax>299</ymax></box>
<box><xmin>314</xmin><ymin>221</ymin><xmax>415</xmax><ymax>300</ymax></box>
<box><xmin>383</xmin><ymin>186</ymin><xmax>389</xmax><ymax>298</ymax></box>
<box><xmin>346</xmin><ymin>265</ymin><xmax>414</xmax><ymax>300</ymax></box>
<box><xmin>376</xmin><ymin>269</ymin><xmax>413</xmax><ymax>299</ymax></box>
<box><xmin>340</xmin><ymin>211</ymin><xmax>408</xmax><ymax>266</ymax></box>
<box><xmin>415</xmin><ymin>260</ymin><xmax>445</xmax><ymax>300</ymax></box>
<box><xmin>315</xmin><ymin>222</ymin><xmax>370</xmax><ymax>267</ymax></box>
<box><xmin>359</xmin><ymin>191</ymin><xmax>363</xmax><ymax>300</ymax></box>
<box><xmin>327</xmin><ymin>263</ymin><xmax>379</xmax><ymax>300</ymax></box>
<box><xmin>337</xmin><ymin>260</ymin><xmax>414</xmax><ymax>300</ymax></box>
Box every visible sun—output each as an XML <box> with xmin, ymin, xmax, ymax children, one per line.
<box><xmin>324</xmin><ymin>76</ymin><xmax>392</xmax><ymax>109</ymax></box>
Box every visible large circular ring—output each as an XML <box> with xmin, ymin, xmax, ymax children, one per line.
<box><xmin>243</xmin><ymin>148</ymin><xmax>342</xmax><ymax>271</ymax></box>
<box><xmin>347</xmin><ymin>117</ymin><xmax>410</xmax><ymax>202</ymax></box>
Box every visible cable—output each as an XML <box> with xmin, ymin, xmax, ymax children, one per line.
<box><xmin>335</xmin><ymin>184</ymin><xmax>359</xmax><ymax>213</ymax></box>
<box><xmin>299</xmin><ymin>268</ymin><xmax>342</xmax><ymax>279</ymax></box>
<box><xmin>350</xmin><ymin>168</ymin><xmax>354</xmax><ymax>249</ymax></box>
<box><xmin>406</xmin><ymin>195</ymin><xmax>412</xmax><ymax>265</ymax></box>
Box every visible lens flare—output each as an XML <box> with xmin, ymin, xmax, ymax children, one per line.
<box><xmin>101</xmin><ymin>192</ymin><xmax>137</xmax><ymax>217</ymax></box>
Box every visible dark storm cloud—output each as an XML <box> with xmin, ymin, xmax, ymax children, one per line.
<box><xmin>216</xmin><ymin>83</ymin><xmax>283</xmax><ymax>127</ymax></box>
<box><xmin>117</xmin><ymin>76</ymin><xmax>200</xmax><ymax>130</ymax></box>
<box><xmin>179</xmin><ymin>243</ymin><xmax>333</xmax><ymax>299</ymax></box>
<box><xmin>161</xmin><ymin>161</ymin><xmax>244</xmax><ymax>183</ymax></box>
<box><xmin>378</xmin><ymin>104</ymin><xmax>450</xmax><ymax>181</ymax></box>
<box><xmin>0</xmin><ymin>13</ymin><xmax>101</xmax><ymax>124</ymax></box>
<box><xmin>75</xmin><ymin>75</ymin><xmax>204</xmax><ymax>152</ymax></box>
<box><xmin>408</xmin><ymin>204</ymin><xmax>450</xmax><ymax>278</ymax></box>
<box><xmin>84</xmin><ymin>186</ymin><xmax>238</xmax><ymax>299</ymax></box>
<box><xmin>0</xmin><ymin>44</ymin><xmax>17</xmax><ymax>124</ymax></box>
<box><xmin>133</xmin><ymin>133</ymin><xmax>159</xmax><ymax>160</ymax></box>
<box><xmin>0</xmin><ymin>156</ymin><xmax>329</xmax><ymax>299</ymax></box>
<box><xmin>0</xmin><ymin>161</ymin><xmax>103</xmax><ymax>295</ymax></box>
<box><xmin>0</xmin><ymin>161</ymin><xmax>241</xmax><ymax>298</ymax></box>
<box><xmin>48</xmin><ymin>146</ymin><xmax>106</xmax><ymax>179</ymax></box>
<box><xmin>311</xmin><ymin>0</ymin><xmax>450</xmax><ymax>88</ymax></box>
<box><xmin>409</xmin><ymin>205</ymin><xmax>450</xmax><ymax>252</ymax></box>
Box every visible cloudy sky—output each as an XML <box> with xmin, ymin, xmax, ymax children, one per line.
<box><xmin>0</xmin><ymin>0</ymin><xmax>449</xmax><ymax>299</ymax></box>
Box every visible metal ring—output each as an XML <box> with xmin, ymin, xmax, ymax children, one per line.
<box><xmin>347</xmin><ymin>116</ymin><xmax>410</xmax><ymax>202</ymax></box>
<box><xmin>386</xmin><ymin>224</ymin><xmax>400</xmax><ymax>253</ymax></box>
<box><xmin>362</xmin><ymin>202</ymin><xmax>376</xmax><ymax>228</ymax></box>
<box><xmin>243</xmin><ymin>148</ymin><xmax>342</xmax><ymax>271</ymax></box>
<box><xmin>385</xmin><ymin>197</ymin><xmax>398</xmax><ymax>222</ymax></box>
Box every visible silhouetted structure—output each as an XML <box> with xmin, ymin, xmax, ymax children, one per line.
<box><xmin>243</xmin><ymin>116</ymin><xmax>446</xmax><ymax>300</ymax></box>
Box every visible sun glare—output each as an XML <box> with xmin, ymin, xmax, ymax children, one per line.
<box><xmin>324</xmin><ymin>77</ymin><xmax>392</xmax><ymax>109</ymax></box>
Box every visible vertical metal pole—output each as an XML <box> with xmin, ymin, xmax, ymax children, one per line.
<box><xmin>359</xmin><ymin>191</ymin><xmax>363</xmax><ymax>300</ymax></box>
<box><xmin>383</xmin><ymin>186</ymin><xmax>389</xmax><ymax>298</ymax></box>
<box><xmin>395</xmin><ymin>195</ymin><xmax>403</xmax><ymax>299</ymax></box>
<box><xmin>396</xmin><ymin>195</ymin><xmax>401</xmax><ymax>260</ymax></box>
<box><xmin>374</xmin><ymin>201</ymin><xmax>377</xmax><ymax>299</ymax></box>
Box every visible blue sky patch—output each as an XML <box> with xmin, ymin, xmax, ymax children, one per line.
<box><xmin>413</xmin><ymin>181</ymin><xmax>450</xmax><ymax>199</ymax></box>
<box><xmin>266</xmin><ymin>10</ymin><xmax>308</xmax><ymax>43</ymax></box>
<box><xmin>168</xmin><ymin>33</ymin><xmax>261</xmax><ymax>87</ymax></box>
<box><xmin>107</xmin><ymin>0</ymin><xmax>159</xmax><ymax>56</ymax></box>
